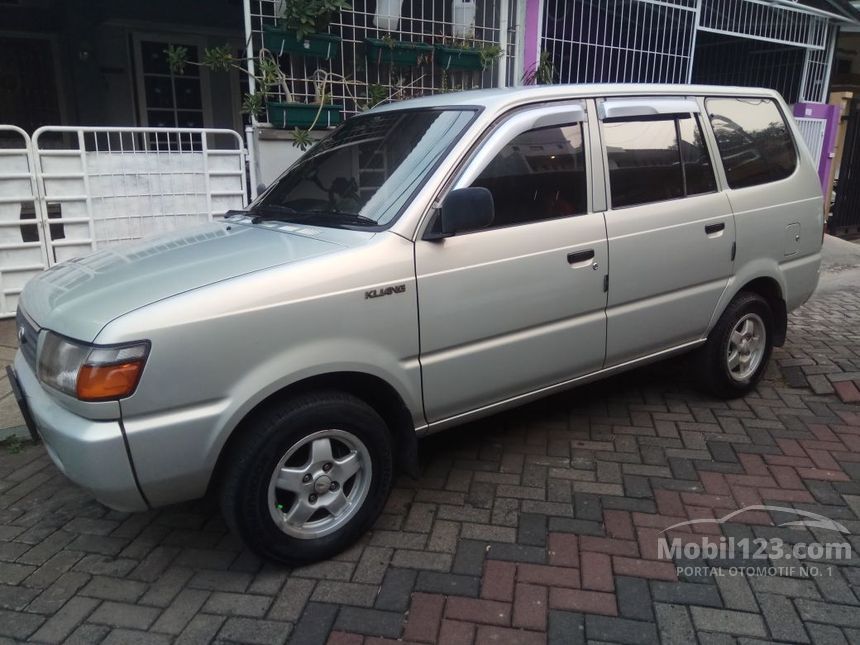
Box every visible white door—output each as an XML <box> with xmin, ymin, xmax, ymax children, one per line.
<box><xmin>598</xmin><ymin>98</ymin><xmax>736</xmax><ymax>365</ymax></box>
<box><xmin>416</xmin><ymin>105</ymin><xmax>608</xmax><ymax>422</ymax></box>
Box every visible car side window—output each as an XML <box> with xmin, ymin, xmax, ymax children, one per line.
<box><xmin>604</xmin><ymin>114</ymin><xmax>717</xmax><ymax>209</ymax></box>
<box><xmin>470</xmin><ymin>123</ymin><xmax>587</xmax><ymax>229</ymax></box>
<box><xmin>706</xmin><ymin>97</ymin><xmax>797</xmax><ymax>189</ymax></box>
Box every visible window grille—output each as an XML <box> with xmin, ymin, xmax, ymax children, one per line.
<box><xmin>244</xmin><ymin>0</ymin><xmax>518</xmax><ymax>122</ymax></box>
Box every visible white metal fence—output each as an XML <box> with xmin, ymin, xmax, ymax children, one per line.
<box><xmin>0</xmin><ymin>126</ymin><xmax>248</xmax><ymax>317</ymax></box>
<box><xmin>0</xmin><ymin>126</ymin><xmax>49</xmax><ymax>317</ymax></box>
<box><xmin>795</xmin><ymin>116</ymin><xmax>827</xmax><ymax>169</ymax></box>
<box><xmin>540</xmin><ymin>0</ymin><xmax>837</xmax><ymax>104</ymax></box>
<box><xmin>245</xmin><ymin>0</ymin><xmax>519</xmax><ymax>120</ymax></box>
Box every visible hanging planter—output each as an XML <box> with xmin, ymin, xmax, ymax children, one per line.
<box><xmin>263</xmin><ymin>25</ymin><xmax>342</xmax><ymax>60</ymax></box>
<box><xmin>434</xmin><ymin>44</ymin><xmax>484</xmax><ymax>71</ymax></box>
<box><xmin>364</xmin><ymin>38</ymin><xmax>433</xmax><ymax>66</ymax></box>
<box><xmin>267</xmin><ymin>102</ymin><xmax>343</xmax><ymax>129</ymax></box>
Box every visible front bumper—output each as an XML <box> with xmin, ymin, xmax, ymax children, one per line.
<box><xmin>10</xmin><ymin>352</ymin><xmax>148</xmax><ymax>512</ymax></box>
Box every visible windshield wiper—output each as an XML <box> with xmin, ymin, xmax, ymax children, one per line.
<box><xmin>248</xmin><ymin>204</ymin><xmax>302</xmax><ymax>224</ymax></box>
<box><xmin>302</xmin><ymin>210</ymin><xmax>379</xmax><ymax>227</ymax></box>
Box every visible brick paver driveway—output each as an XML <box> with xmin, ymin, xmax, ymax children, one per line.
<box><xmin>1</xmin><ymin>288</ymin><xmax>860</xmax><ymax>645</ymax></box>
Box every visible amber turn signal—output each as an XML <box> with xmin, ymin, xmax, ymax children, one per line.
<box><xmin>76</xmin><ymin>361</ymin><xmax>145</xmax><ymax>401</ymax></box>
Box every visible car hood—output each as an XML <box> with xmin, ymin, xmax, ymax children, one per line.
<box><xmin>20</xmin><ymin>220</ymin><xmax>355</xmax><ymax>341</ymax></box>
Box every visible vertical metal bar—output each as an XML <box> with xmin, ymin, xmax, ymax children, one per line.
<box><xmin>77</xmin><ymin>130</ymin><xmax>98</xmax><ymax>253</ymax></box>
<box><xmin>498</xmin><ymin>0</ymin><xmax>509</xmax><ymax>87</ymax></box>
<box><xmin>687</xmin><ymin>0</ymin><xmax>701</xmax><ymax>83</ymax></box>
<box><xmin>245</xmin><ymin>125</ymin><xmax>258</xmax><ymax>201</ymax></box>
<box><xmin>820</xmin><ymin>24</ymin><xmax>837</xmax><ymax>103</ymax></box>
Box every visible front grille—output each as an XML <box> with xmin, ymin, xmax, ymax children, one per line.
<box><xmin>16</xmin><ymin>308</ymin><xmax>38</xmax><ymax>373</ymax></box>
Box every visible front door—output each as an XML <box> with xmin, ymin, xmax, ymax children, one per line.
<box><xmin>415</xmin><ymin>105</ymin><xmax>608</xmax><ymax>422</ymax></box>
<box><xmin>597</xmin><ymin>98</ymin><xmax>736</xmax><ymax>365</ymax></box>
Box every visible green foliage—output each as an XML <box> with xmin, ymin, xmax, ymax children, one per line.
<box><xmin>165</xmin><ymin>44</ymin><xmax>189</xmax><ymax>74</ymax></box>
<box><xmin>364</xmin><ymin>83</ymin><xmax>388</xmax><ymax>109</ymax></box>
<box><xmin>242</xmin><ymin>92</ymin><xmax>266</xmax><ymax>117</ymax></box>
<box><xmin>523</xmin><ymin>50</ymin><xmax>555</xmax><ymax>85</ymax></box>
<box><xmin>478</xmin><ymin>45</ymin><xmax>502</xmax><ymax>70</ymax></box>
<box><xmin>203</xmin><ymin>45</ymin><xmax>235</xmax><ymax>72</ymax></box>
<box><xmin>291</xmin><ymin>127</ymin><xmax>314</xmax><ymax>149</ymax></box>
<box><xmin>257</xmin><ymin>56</ymin><xmax>282</xmax><ymax>94</ymax></box>
<box><xmin>283</xmin><ymin>0</ymin><xmax>352</xmax><ymax>40</ymax></box>
<box><xmin>0</xmin><ymin>435</ymin><xmax>31</xmax><ymax>454</ymax></box>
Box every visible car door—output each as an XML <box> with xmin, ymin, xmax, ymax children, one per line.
<box><xmin>598</xmin><ymin>97</ymin><xmax>736</xmax><ymax>366</ymax></box>
<box><xmin>415</xmin><ymin>103</ymin><xmax>608</xmax><ymax>423</ymax></box>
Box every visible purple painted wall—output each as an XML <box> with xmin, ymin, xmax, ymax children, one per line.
<box><xmin>523</xmin><ymin>0</ymin><xmax>541</xmax><ymax>80</ymax></box>
<box><xmin>793</xmin><ymin>102</ymin><xmax>842</xmax><ymax>192</ymax></box>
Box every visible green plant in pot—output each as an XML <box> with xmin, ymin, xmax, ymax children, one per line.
<box><xmin>264</xmin><ymin>0</ymin><xmax>350</xmax><ymax>61</ymax></box>
<box><xmin>434</xmin><ymin>35</ymin><xmax>501</xmax><ymax>72</ymax></box>
<box><xmin>165</xmin><ymin>44</ymin><xmax>343</xmax><ymax>150</ymax></box>
<box><xmin>364</xmin><ymin>34</ymin><xmax>433</xmax><ymax>67</ymax></box>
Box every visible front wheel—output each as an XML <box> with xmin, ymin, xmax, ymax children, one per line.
<box><xmin>695</xmin><ymin>292</ymin><xmax>774</xmax><ymax>399</ymax></box>
<box><xmin>220</xmin><ymin>391</ymin><xmax>393</xmax><ymax>565</ymax></box>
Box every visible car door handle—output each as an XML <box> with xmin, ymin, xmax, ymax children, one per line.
<box><xmin>567</xmin><ymin>249</ymin><xmax>595</xmax><ymax>264</ymax></box>
<box><xmin>705</xmin><ymin>222</ymin><xmax>725</xmax><ymax>235</ymax></box>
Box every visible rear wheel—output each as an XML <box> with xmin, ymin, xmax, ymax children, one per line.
<box><xmin>220</xmin><ymin>391</ymin><xmax>393</xmax><ymax>565</ymax></box>
<box><xmin>695</xmin><ymin>292</ymin><xmax>774</xmax><ymax>399</ymax></box>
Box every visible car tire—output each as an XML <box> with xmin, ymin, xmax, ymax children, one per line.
<box><xmin>695</xmin><ymin>291</ymin><xmax>774</xmax><ymax>399</ymax></box>
<box><xmin>220</xmin><ymin>390</ymin><xmax>393</xmax><ymax>565</ymax></box>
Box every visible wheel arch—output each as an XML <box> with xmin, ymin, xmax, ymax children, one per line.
<box><xmin>207</xmin><ymin>371</ymin><xmax>420</xmax><ymax>497</ymax></box>
<box><xmin>725</xmin><ymin>276</ymin><xmax>788</xmax><ymax>346</ymax></box>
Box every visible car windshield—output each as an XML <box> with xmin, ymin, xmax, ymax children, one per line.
<box><xmin>250</xmin><ymin>108</ymin><xmax>476</xmax><ymax>228</ymax></box>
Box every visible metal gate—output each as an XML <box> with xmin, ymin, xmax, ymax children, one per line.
<box><xmin>831</xmin><ymin>110</ymin><xmax>860</xmax><ymax>236</ymax></box>
<box><xmin>0</xmin><ymin>126</ymin><xmax>50</xmax><ymax>317</ymax></box>
<box><xmin>794</xmin><ymin>116</ymin><xmax>827</xmax><ymax>171</ymax></box>
<box><xmin>0</xmin><ymin>126</ymin><xmax>248</xmax><ymax>317</ymax></box>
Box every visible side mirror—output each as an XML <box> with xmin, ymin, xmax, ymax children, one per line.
<box><xmin>437</xmin><ymin>187</ymin><xmax>495</xmax><ymax>238</ymax></box>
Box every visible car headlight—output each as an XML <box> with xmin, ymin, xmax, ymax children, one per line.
<box><xmin>37</xmin><ymin>332</ymin><xmax>150</xmax><ymax>401</ymax></box>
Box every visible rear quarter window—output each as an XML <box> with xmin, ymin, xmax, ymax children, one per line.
<box><xmin>705</xmin><ymin>97</ymin><xmax>797</xmax><ymax>189</ymax></box>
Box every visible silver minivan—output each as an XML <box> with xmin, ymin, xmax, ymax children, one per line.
<box><xmin>9</xmin><ymin>84</ymin><xmax>823</xmax><ymax>563</ymax></box>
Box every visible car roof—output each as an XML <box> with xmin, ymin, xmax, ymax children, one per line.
<box><xmin>371</xmin><ymin>83</ymin><xmax>784</xmax><ymax>115</ymax></box>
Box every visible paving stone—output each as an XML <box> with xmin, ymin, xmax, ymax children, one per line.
<box><xmin>288</xmin><ymin>602</ymin><xmax>338</xmax><ymax>645</ymax></box>
<box><xmin>88</xmin><ymin>601</ymin><xmax>161</xmax><ymax>629</ymax></box>
<box><xmin>548</xmin><ymin>609</ymin><xmax>585</xmax><ymax>645</ymax></box>
<box><xmin>28</xmin><ymin>596</ymin><xmax>99</xmax><ymax>643</ymax></box>
<box><xmin>374</xmin><ymin>567</ymin><xmax>418</xmax><ymax>612</ymax></box>
<box><xmin>796</xmin><ymin>599</ymin><xmax>860</xmax><ymax>628</ymax></box>
<box><xmin>415</xmin><ymin>570</ymin><xmax>480</xmax><ymax>597</ymax></box>
<box><xmin>202</xmin><ymin>590</ymin><xmax>273</xmax><ymax>617</ymax></box>
<box><xmin>150</xmin><ymin>589</ymin><xmax>209</xmax><ymax>635</ymax></box>
<box><xmin>655</xmin><ymin>602</ymin><xmax>696</xmax><ymax>645</ymax></box>
<box><xmin>217</xmin><ymin>617</ymin><xmax>291</xmax><ymax>645</ymax></box>
<box><xmin>615</xmin><ymin>575</ymin><xmax>653</xmax><ymax>621</ymax></box>
<box><xmin>690</xmin><ymin>607</ymin><xmax>768</xmax><ymax>638</ymax></box>
<box><xmin>333</xmin><ymin>606</ymin><xmax>403</xmax><ymax>638</ymax></box>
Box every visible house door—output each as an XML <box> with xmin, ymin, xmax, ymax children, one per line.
<box><xmin>0</xmin><ymin>35</ymin><xmax>63</xmax><ymax>134</ymax></box>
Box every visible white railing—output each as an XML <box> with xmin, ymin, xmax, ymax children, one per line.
<box><xmin>0</xmin><ymin>126</ymin><xmax>50</xmax><ymax>317</ymax></box>
<box><xmin>795</xmin><ymin>116</ymin><xmax>827</xmax><ymax>169</ymax></box>
<box><xmin>0</xmin><ymin>125</ymin><xmax>248</xmax><ymax>318</ymax></box>
<box><xmin>32</xmin><ymin>126</ymin><xmax>247</xmax><ymax>266</ymax></box>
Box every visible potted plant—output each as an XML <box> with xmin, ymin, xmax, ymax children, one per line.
<box><xmin>263</xmin><ymin>0</ymin><xmax>350</xmax><ymax>61</ymax></box>
<box><xmin>364</xmin><ymin>35</ymin><xmax>433</xmax><ymax>67</ymax></box>
<box><xmin>165</xmin><ymin>44</ymin><xmax>343</xmax><ymax>149</ymax></box>
<box><xmin>266</xmin><ymin>70</ymin><xmax>344</xmax><ymax>133</ymax></box>
<box><xmin>434</xmin><ymin>38</ymin><xmax>501</xmax><ymax>71</ymax></box>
